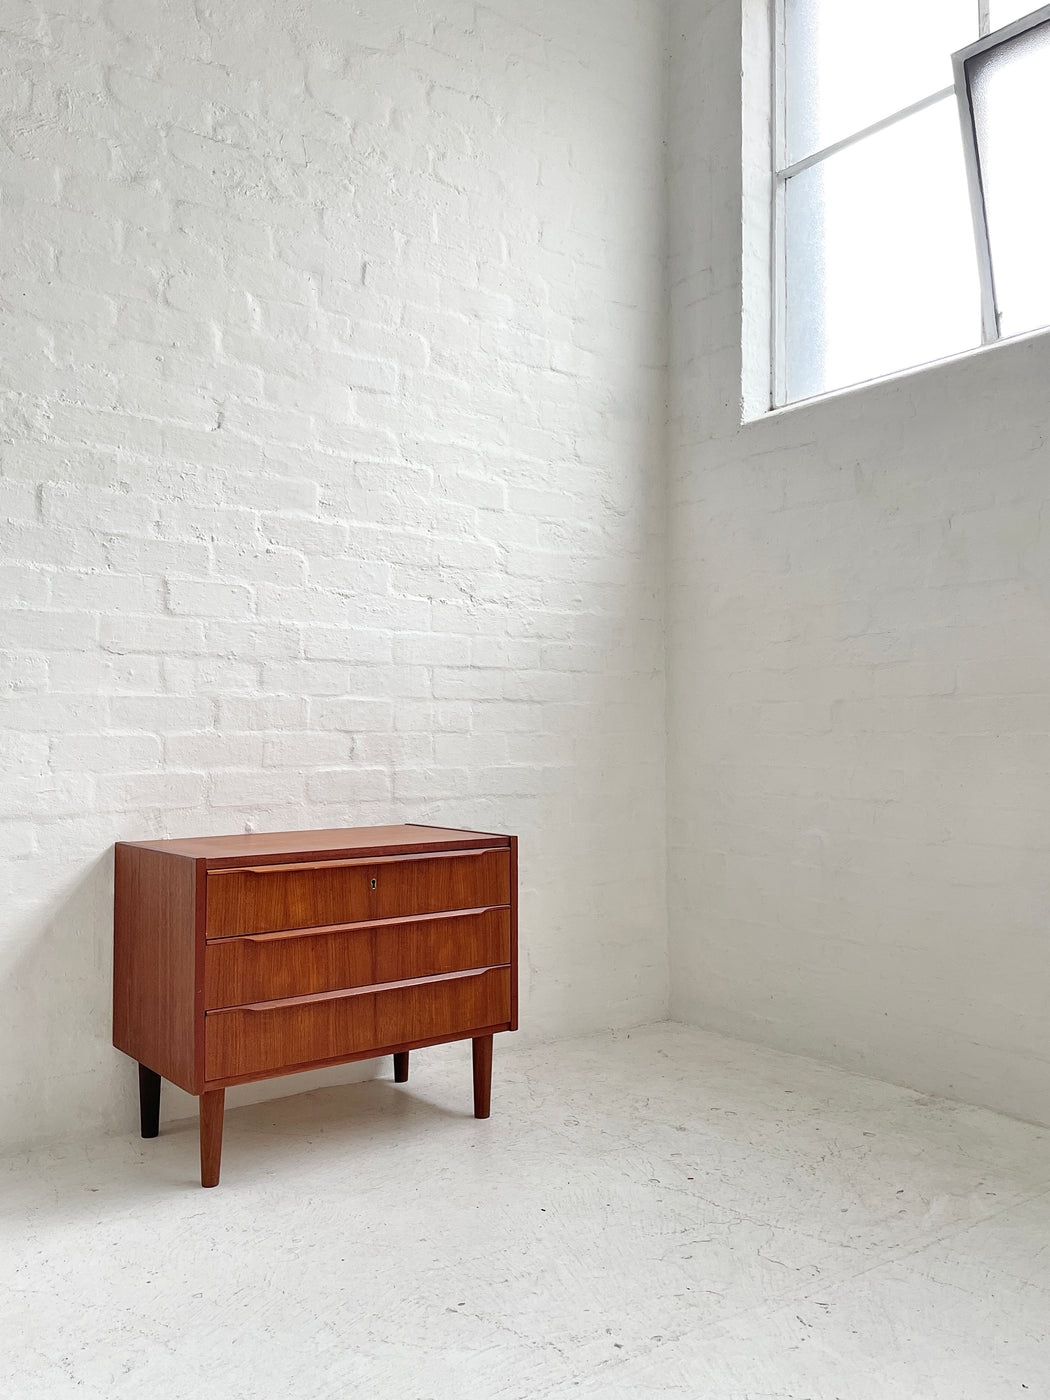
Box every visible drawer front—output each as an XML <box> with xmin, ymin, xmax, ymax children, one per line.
<box><xmin>206</xmin><ymin>966</ymin><xmax>512</xmax><ymax>1081</ymax></box>
<box><xmin>205</xmin><ymin>907</ymin><xmax>511</xmax><ymax>1009</ymax></box>
<box><xmin>206</xmin><ymin>848</ymin><xmax>511</xmax><ymax>939</ymax></box>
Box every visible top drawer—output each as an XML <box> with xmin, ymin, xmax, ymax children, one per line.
<box><xmin>206</xmin><ymin>847</ymin><xmax>511</xmax><ymax>939</ymax></box>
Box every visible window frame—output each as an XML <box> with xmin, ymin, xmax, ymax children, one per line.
<box><xmin>770</xmin><ymin>0</ymin><xmax>1050</xmax><ymax>409</ymax></box>
<box><xmin>953</xmin><ymin>2</ymin><xmax>1050</xmax><ymax>343</ymax></box>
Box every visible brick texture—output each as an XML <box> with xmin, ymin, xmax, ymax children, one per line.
<box><xmin>0</xmin><ymin>0</ymin><xmax>669</xmax><ymax>1144</ymax></box>
<box><xmin>668</xmin><ymin>0</ymin><xmax>1050</xmax><ymax>1126</ymax></box>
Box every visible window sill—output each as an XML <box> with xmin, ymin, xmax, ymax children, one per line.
<box><xmin>743</xmin><ymin>320</ymin><xmax>1050</xmax><ymax>427</ymax></box>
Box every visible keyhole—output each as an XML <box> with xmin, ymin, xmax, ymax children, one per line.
<box><xmin>370</xmin><ymin>878</ymin><xmax>377</xmax><ymax>889</ymax></box>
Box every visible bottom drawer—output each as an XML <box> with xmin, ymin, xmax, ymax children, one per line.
<box><xmin>206</xmin><ymin>966</ymin><xmax>511</xmax><ymax>1081</ymax></box>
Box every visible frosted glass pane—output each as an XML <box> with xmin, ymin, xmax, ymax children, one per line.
<box><xmin>786</xmin><ymin>0</ymin><xmax>976</xmax><ymax>163</ymax></box>
<box><xmin>968</xmin><ymin>18</ymin><xmax>1050</xmax><ymax>337</ymax></box>
<box><xmin>785</xmin><ymin>99</ymin><xmax>982</xmax><ymax>402</ymax></box>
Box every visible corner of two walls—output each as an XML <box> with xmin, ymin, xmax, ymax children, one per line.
<box><xmin>0</xmin><ymin>0</ymin><xmax>669</xmax><ymax>1148</ymax></box>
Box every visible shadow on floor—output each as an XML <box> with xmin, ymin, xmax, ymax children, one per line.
<box><xmin>6</xmin><ymin>1069</ymin><xmax>485</xmax><ymax>1215</ymax></box>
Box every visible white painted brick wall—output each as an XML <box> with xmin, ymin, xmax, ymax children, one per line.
<box><xmin>0</xmin><ymin>0</ymin><xmax>668</xmax><ymax>1145</ymax></box>
<box><xmin>669</xmin><ymin>0</ymin><xmax>1050</xmax><ymax>1125</ymax></box>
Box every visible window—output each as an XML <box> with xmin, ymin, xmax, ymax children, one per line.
<box><xmin>774</xmin><ymin>2</ymin><xmax>1050</xmax><ymax>406</ymax></box>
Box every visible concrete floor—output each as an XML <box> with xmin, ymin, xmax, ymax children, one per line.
<box><xmin>3</xmin><ymin>1022</ymin><xmax>1050</xmax><ymax>1399</ymax></box>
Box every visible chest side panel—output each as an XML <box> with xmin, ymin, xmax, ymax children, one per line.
<box><xmin>113</xmin><ymin>845</ymin><xmax>202</xmax><ymax>1094</ymax></box>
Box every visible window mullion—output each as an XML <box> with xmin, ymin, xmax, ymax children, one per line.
<box><xmin>778</xmin><ymin>85</ymin><xmax>955</xmax><ymax>181</ymax></box>
<box><xmin>771</xmin><ymin>0</ymin><xmax>1011</xmax><ymax>407</ymax></box>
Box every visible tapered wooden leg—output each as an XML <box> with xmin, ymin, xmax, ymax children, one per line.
<box><xmin>138</xmin><ymin>1064</ymin><xmax>161</xmax><ymax>1139</ymax></box>
<box><xmin>393</xmin><ymin>1051</ymin><xmax>409</xmax><ymax>1083</ymax></box>
<box><xmin>199</xmin><ymin>1089</ymin><xmax>225</xmax><ymax>1188</ymax></box>
<box><xmin>472</xmin><ymin>1035</ymin><xmax>493</xmax><ymax>1119</ymax></box>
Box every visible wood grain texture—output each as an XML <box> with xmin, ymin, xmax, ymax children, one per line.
<box><xmin>113</xmin><ymin>844</ymin><xmax>202</xmax><ymax>1094</ymax></box>
<box><xmin>121</xmin><ymin>824</ymin><xmax>509</xmax><ymax>865</ymax></box>
<box><xmin>205</xmin><ymin>907</ymin><xmax>511</xmax><ymax>1008</ymax></box>
<box><xmin>199</xmin><ymin>1089</ymin><xmax>224</xmax><ymax>1188</ymax></box>
<box><xmin>205</xmin><ymin>966</ymin><xmax>511</xmax><ymax>1081</ymax></box>
<box><xmin>203</xmin><ymin>1023</ymin><xmax>511</xmax><ymax>1090</ymax></box>
<box><xmin>472</xmin><ymin>1035</ymin><xmax>493</xmax><ymax>1119</ymax></box>
<box><xmin>206</xmin><ymin>848</ymin><xmax>511</xmax><ymax>938</ymax></box>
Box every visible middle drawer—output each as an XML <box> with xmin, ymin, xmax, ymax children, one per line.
<box><xmin>205</xmin><ymin>906</ymin><xmax>511</xmax><ymax>1009</ymax></box>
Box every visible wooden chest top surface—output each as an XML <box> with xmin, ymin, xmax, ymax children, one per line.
<box><xmin>117</xmin><ymin>823</ymin><xmax>509</xmax><ymax>865</ymax></box>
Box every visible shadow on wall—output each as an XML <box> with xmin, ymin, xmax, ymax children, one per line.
<box><xmin>3</xmin><ymin>853</ymin><xmax>135</xmax><ymax>1146</ymax></box>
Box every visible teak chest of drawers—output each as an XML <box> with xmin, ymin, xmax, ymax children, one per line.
<box><xmin>113</xmin><ymin>824</ymin><xmax>517</xmax><ymax>1186</ymax></box>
